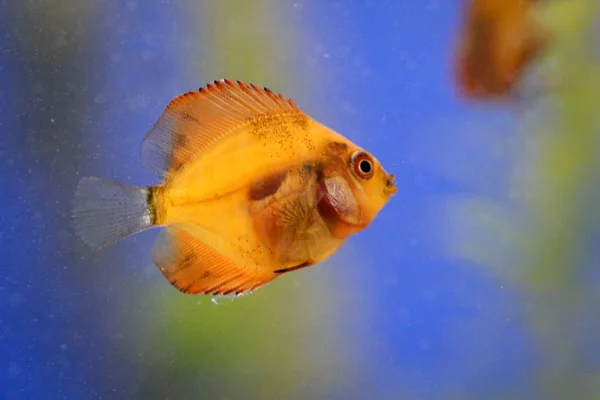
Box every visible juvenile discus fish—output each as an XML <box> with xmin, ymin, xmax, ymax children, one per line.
<box><xmin>72</xmin><ymin>79</ymin><xmax>397</xmax><ymax>296</ymax></box>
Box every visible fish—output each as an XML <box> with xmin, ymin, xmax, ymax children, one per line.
<box><xmin>454</xmin><ymin>0</ymin><xmax>547</xmax><ymax>100</ymax></box>
<box><xmin>72</xmin><ymin>79</ymin><xmax>397</xmax><ymax>296</ymax></box>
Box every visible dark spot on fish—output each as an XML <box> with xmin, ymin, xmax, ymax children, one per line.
<box><xmin>147</xmin><ymin>186</ymin><xmax>158</xmax><ymax>225</ymax></box>
<box><xmin>169</xmin><ymin>277</ymin><xmax>193</xmax><ymax>294</ymax></box>
<box><xmin>290</xmin><ymin>113</ymin><xmax>309</xmax><ymax>131</ymax></box>
<box><xmin>180</xmin><ymin>283</ymin><xmax>194</xmax><ymax>293</ymax></box>
<box><xmin>180</xmin><ymin>253</ymin><xmax>195</xmax><ymax>270</ymax></box>
<box><xmin>168</xmin><ymin>158</ymin><xmax>184</xmax><ymax>175</ymax></box>
<box><xmin>248</xmin><ymin>170</ymin><xmax>287</xmax><ymax>201</ymax></box>
<box><xmin>247</xmin><ymin>111</ymin><xmax>312</xmax><ymax>150</ymax></box>
<box><xmin>301</xmin><ymin>162</ymin><xmax>323</xmax><ymax>182</ymax></box>
<box><xmin>314</xmin><ymin>163</ymin><xmax>324</xmax><ymax>181</ymax></box>
<box><xmin>249</xmin><ymin>113</ymin><xmax>291</xmax><ymax>141</ymax></box>
<box><xmin>327</xmin><ymin>142</ymin><xmax>348</xmax><ymax>154</ymax></box>
<box><xmin>180</xmin><ymin>112</ymin><xmax>199</xmax><ymax>123</ymax></box>
<box><xmin>274</xmin><ymin>259</ymin><xmax>315</xmax><ymax>274</ymax></box>
<box><xmin>174</xmin><ymin>132</ymin><xmax>188</xmax><ymax>148</ymax></box>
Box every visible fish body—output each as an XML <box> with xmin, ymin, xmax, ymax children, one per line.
<box><xmin>73</xmin><ymin>79</ymin><xmax>396</xmax><ymax>296</ymax></box>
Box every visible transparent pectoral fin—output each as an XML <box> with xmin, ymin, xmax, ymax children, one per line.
<box><xmin>322</xmin><ymin>176</ymin><xmax>360</xmax><ymax>225</ymax></box>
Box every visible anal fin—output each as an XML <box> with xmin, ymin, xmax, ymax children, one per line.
<box><xmin>152</xmin><ymin>226</ymin><xmax>275</xmax><ymax>295</ymax></box>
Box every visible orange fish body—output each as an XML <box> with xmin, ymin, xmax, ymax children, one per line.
<box><xmin>455</xmin><ymin>0</ymin><xmax>547</xmax><ymax>99</ymax></box>
<box><xmin>73</xmin><ymin>79</ymin><xmax>396</xmax><ymax>296</ymax></box>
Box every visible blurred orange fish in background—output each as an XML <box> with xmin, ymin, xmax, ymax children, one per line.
<box><xmin>454</xmin><ymin>0</ymin><xmax>548</xmax><ymax>100</ymax></box>
<box><xmin>72</xmin><ymin>79</ymin><xmax>397</xmax><ymax>296</ymax></box>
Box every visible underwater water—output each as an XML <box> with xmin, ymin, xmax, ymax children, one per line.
<box><xmin>2</xmin><ymin>1</ymin><xmax>600</xmax><ymax>399</ymax></box>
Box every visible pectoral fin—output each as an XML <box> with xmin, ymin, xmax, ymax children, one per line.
<box><xmin>318</xmin><ymin>176</ymin><xmax>365</xmax><ymax>238</ymax></box>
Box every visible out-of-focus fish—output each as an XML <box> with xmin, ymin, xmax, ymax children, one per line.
<box><xmin>455</xmin><ymin>0</ymin><xmax>547</xmax><ymax>100</ymax></box>
<box><xmin>72</xmin><ymin>79</ymin><xmax>396</xmax><ymax>296</ymax></box>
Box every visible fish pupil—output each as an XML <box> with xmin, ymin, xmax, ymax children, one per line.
<box><xmin>359</xmin><ymin>160</ymin><xmax>372</xmax><ymax>174</ymax></box>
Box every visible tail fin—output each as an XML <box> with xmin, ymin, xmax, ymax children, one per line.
<box><xmin>72</xmin><ymin>177</ymin><xmax>155</xmax><ymax>250</ymax></box>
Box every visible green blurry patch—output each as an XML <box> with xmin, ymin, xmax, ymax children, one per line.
<box><xmin>437</xmin><ymin>0</ymin><xmax>600</xmax><ymax>398</ymax></box>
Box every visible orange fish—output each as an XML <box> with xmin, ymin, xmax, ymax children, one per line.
<box><xmin>455</xmin><ymin>0</ymin><xmax>547</xmax><ymax>99</ymax></box>
<box><xmin>72</xmin><ymin>79</ymin><xmax>397</xmax><ymax>296</ymax></box>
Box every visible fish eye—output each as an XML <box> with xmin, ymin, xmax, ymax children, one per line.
<box><xmin>350</xmin><ymin>152</ymin><xmax>375</xmax><ymax>180</ymax></box>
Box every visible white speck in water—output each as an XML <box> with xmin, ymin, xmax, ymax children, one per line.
<box><xmin>50</xmin><ymin>118</ymin><xmax>55</xmax><ymax>123</ymax></box>
<box><xmin>211</xmin><ymin>297</ymin><xmax>219</xmax><ymax>305</ymax></box>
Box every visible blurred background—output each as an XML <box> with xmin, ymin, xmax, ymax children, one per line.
<box><xmin>2</xmin><ymin>0</ymin><xmax>600</xmax><ymax>399</ymax></box>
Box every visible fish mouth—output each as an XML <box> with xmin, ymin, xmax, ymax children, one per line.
<box><xmin>384</xmin><ymin>173</ymin><xmax>397</xmax><ymax>195</ymax></box>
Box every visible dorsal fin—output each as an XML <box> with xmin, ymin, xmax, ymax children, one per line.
<box><xmin>140</xmin><ymin>79</ymin><xmax>302</xmax><ymax>179</ymax></box>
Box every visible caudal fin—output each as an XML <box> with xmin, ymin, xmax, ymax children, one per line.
<box><xmin>72</xmin><ymin>177</ymin><xmax>154</xmax><ymax>250</ymax></box>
